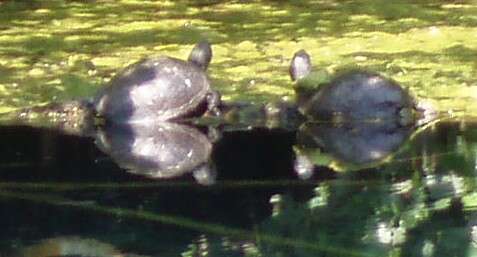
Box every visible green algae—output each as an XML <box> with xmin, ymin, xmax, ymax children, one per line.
<box><xmin>0</xmin><ymin>0</ymin><xmax>476</xmax><ymax>116</ymax></box>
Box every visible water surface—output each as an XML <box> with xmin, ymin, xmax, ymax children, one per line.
<box><xmin>1</xmin><ymin>118</ymin><xmax>477</xmax><ymax>257</ymax></box>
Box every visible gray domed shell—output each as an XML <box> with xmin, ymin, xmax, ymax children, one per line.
<box><xmin>304</xmin><ymin>71</ymin><xmax>415</xmax><ymax>122</ymax></box>
<box><xmin>289</xmin><ymin>50</ymin><xmax>417</xmax><ymax>123</ymax></box>
<box><xmin>94</xmin><ymin>42</ymin><xmax>214</xmax><ymax>124</ymax></box>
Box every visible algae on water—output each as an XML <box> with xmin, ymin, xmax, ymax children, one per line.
<box><xmin>0</xmin><ymin>0</ymin><xmax>476</xmax><ymax>116</ymax></box>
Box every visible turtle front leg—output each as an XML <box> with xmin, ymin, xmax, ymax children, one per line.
<box><xmin>206</xmin><ymin>90</ymin><xmax>222</xmax><ymax>116</ymax></box>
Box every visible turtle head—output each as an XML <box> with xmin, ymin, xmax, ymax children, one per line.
<box><xmin>188</xmin><ymin>41</ymin><xmax>212</xmax><ymax>71</ymax></box>
<box><xmin>289</xmin><ymin>49</ymin><xmax>312</xmax><ymax>81</ymax></box>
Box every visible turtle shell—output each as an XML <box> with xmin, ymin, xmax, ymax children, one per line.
<box><xmin>303</xmin><ymin>71</ymin><xmax>415</xmax><ymax>122</ymax></box>
<box><xmin>94</xmin><ymin>56</ymin><xmax>210</xmax><ymax>123</ymax></box>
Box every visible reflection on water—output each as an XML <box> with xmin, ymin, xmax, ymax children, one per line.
<box><xmin>17</xmin><ymin>237</ymin><xmax>122</xmax><ymax>257</ymax></box>
<box><xmin>295</xmin><ymin>121</ymin><xmax>414</xmax><ymax>172</ymax></box>
<box><xmin>95</xmin><ymin>122</ymin><xmax>215</xmax><ymax>185</ymax></box>
<box><xmin>1</xmin><ymin>118</ymin><xmax>477</xmax><ymax>256</ymax></box>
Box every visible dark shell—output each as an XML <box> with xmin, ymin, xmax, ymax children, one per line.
<box><xmin>303</xmin><ymin>71</ymin><xmax>416</xmax><ymax>122</ymax></box>
<box><xmin>94</xmin><ymin>56</ymin><xmax>210</xmax><ymax>123</ymax></box>
<box><xmin>95</xmin><ymin>122</ymin><xmax>212</xmax><ymax>179</ymax></box>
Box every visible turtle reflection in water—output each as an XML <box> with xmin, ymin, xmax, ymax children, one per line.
<box><xmin>95</xmin><ymin>122</ymin><xmax>215</xmax><ymax>185</ymax></box>
<box><xmin>294</xmin><ymin>122</ymin><xmax>415</xmax><ymax>176</ymax></box>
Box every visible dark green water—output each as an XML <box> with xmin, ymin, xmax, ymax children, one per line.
<box><xmin>1</xmin><ymin>118</ymin><xmax>477</xmax><ymax>257</ymax></box>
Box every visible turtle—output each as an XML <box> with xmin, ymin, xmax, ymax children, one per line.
<box><xmin>289</xmin><ymin>50</ymin><xmax>419</xmax><ymax>125</ymax></box>
<box><xmin>94</xmin><ymin>41</ymin><xmax>221</xmax><ymax>124</ymax></box>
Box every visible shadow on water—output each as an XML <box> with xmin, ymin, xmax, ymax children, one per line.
<box><xmin>0</xmin><ymin>1</ymin><xmax>464</xmax><ymax>45</ymax></box>
<box><xmin>1</xmin><ymin>116</ymin><xmax>477</xmax><ymax>256</ymax></box>
<box><xmin>3</xmin><ymin>0</ymin><xmax>476</xmax><ymax>49</ymax></box>
<box><xmin>343</xmin><ymin>45</ymin><xmax>477</xmax><ymax>80</ymax></box>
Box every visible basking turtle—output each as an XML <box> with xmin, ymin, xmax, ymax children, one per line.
<box><xmin>289</xmin><ymin>50</ymin><xmax>419</xmax><ymax>125</ymax></box>
<box><xmin>94</xmin><ymin>41</ymin><xmax>221</xmax><ymax>124</ymax></box>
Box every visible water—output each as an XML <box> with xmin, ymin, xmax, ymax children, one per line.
<box><xmin>1</xmin><ymin>1</ymin><xmax>476</xmax><ymax>256</ymax></box>
<box><xmin>1</xmin><ymin>118</ymin><xmax>477</xmax><ymax>257</ymax></box>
